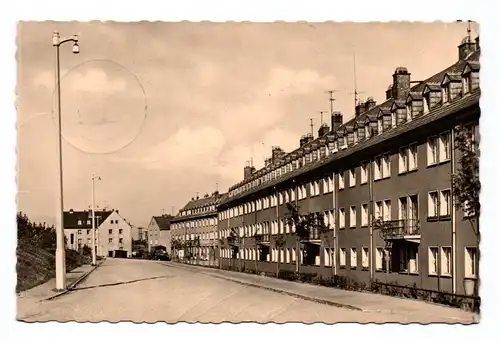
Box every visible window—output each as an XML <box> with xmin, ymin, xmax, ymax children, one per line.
<box><xmin>442</xmin><ymin>85</ymin><xmax>449</xmax><ymax>103</ymax></box>
<box><xmin>375</xmin><ymin>201</ymin><xmax>383</xmax><ymax>220</ymax></box>
<box><xmin>324</xmin><ymin>248</ymin><xmax>332</xmax><ymax>267</ymax></box>
<box><xmin>77</xmin><ymin>230</ymin><xmax>82</xmax><ymax>235</ymax></box>
<box><xmin>108</xmin><ymin>238</ymin><xmax>113</xmax><ymax>243</ymax></box>
<box><xmin>423</xmin><ymin>95</ymin><xmax>430</xmax><ymax>114</ymax></box>
<box><xmin>409</xmin><ymin>143</ymin><xmax>418</xmax><ymax>170</ymax></box>
<box><xmin>374</xmin><ymin>157</ymin><xmax>382</xmax><ymax>180</ymax></box>
<box><xmin>362</xmin><ymin>248</ymin><xmax>369</xmax><ymax>269</ymax></box>
<box><xmin>339</xmin><ymin>208</ymin><xmax>346</xmax><ymax>228</ymax></box>
<box><xmin>463</xmin><ymin>76</ymin><xmax>471</xmax><ymax>94</ymax></box>
<box><xmin>365</xmin><ymin>125</ymin><xmax>371</xmax><ymax>139</ymax></box>
<box><xmin>439</xmin><ymin>132</ymin><xmax>451</xmax><ymax>162</ymax></box>
<box><xmin>383</xmin><ymin>200</ymin><xmax>391</xmax><ymax>221</ymax></box>
<box><xmin>338</xmin><ymin>171</ymin><xmax>345</xmax><ymax>189</ymax></box>
<box><xmin>87</xmin><ymin>220</ymin><xmax>91</xmax><ymax>225</ymax></box>
<box><xmin>428</xmin><ymin>191</ymin><xmax>438</xmax><ymax>218</ymax></box>
<box><xmin>440</xmin><ymin>190</ymin><xmax>451</xmax><ymax>217</ymax></box>
<box><xmin>399</xmin><ymin>147</ymin><xmax>408</xmax><ymax>173</ymax></box>
<box><xmin>428</xmin><ymin>247</ymin><xmax>438</xmax><ymax>275</ymax></box>
<box><xmin>350</xmin><ymin>248</ymin><xmax>357</xmax><ymax>269</ymax></box>
<box><xmin>119</xmin><ymin>238</ymin><xmax>123</xmax><ymax>244</ymax></box>
<box><xmin>391</xmin><ymin>111</ymin><xmax>396</xmax><ymax>128</ymax></box>
<box><xmin>340</xmin><ymin>248</ymin><xmax>346</xmax><ymax>267</ymax></box>
<box><xmin>361</xmin><ymin>204</ymin><xmax>368</xmax><ymax>226</ymax></box>
<box><xmin>87</xmin><ymin>230</ymin><xmax>90</xmax><ymax>235</ymax></box>
<box><xmin>111</xmin><ymin>220</ymin><xmax>114</xmax><ymax>224</ymax></box>
<box><xmin>465</xmin><ymin>247</ymin><xmax>477</xmax><ymax>278</ymax></box>
<box><xmin>349</xmin><ymin>206</ymin><xmax>357</xmax><ymax>228</ymax></box>
<box><xmin>108</xmin><ymin>229</ymin><xmax>113</xmax><ymax>234</ymax></box>
<box><xmin>441</xmin><ymin>247</ymin><xmax>452</xmax><ymax>275</ymax></box>
<box><xmin>360</xmin><ymin>162</ymin><xmax>368</xmax><ymax>184</ymax></box>
<box><xmin>406</xmin><ymin>104</ymin><xmax>412</xmax><ymax>121</ymax></box>
<box><xmin>377</xmin><ymin>117</ymin><xmax>383</xmax><ymax>134</ymax></box>
<box><xmin>427</xmin><ymin>136</ymin><xmax>438</xmax><ymax>165</ymax></box>
<box><xmin>119</xmin><ymin>229</ymin><xmax>123</xmax><ymax>234</ymax></box>
<box><xmin>376</xmin><ymin>248</ymin><xmax>384</xmax><ymax>270</ymax></box>
<box><xmin>77</xmin><ymin>220</ymin><xmax>82</xmax><ymax>225</ymax></box>
<box><xmin>349</xmin><ymin>168</ymin><xmax>356</xmax><ymax>187</ymax></box>
<box><xmin>382</xmin><ymin>154</ymin><xmax>391</xmax><ymax>177</ymax></box>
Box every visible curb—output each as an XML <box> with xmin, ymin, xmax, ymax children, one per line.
<box><xmin>43</xmin><ymin>259</ymin><xmax>106</xmax><ymax>302</ymax></box>
<box><xmin>165</xmin><ymin>262</ymin><xmax>363</xmax><ymax>312</ymax></box>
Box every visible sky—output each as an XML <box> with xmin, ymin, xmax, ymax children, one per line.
<box><xmin>16</xmin><ymin>21</ymin><xmax>477</xmax><ymax>228</ymax></box>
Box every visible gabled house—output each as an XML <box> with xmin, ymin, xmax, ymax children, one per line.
<box><xmin>147</xmin><ymin>215</ymin><xmax>174</xmax><ymax>254</ymax></box>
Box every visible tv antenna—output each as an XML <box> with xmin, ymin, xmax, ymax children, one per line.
<box><xmin>326</xmin><ymin>90</ymin><xmax>337</xmax><ymax>114</ymax></box>
<box><xmin>309</xmin><ymin>118</ymin><xmax>314</xmax><ymax>136</ymax></box>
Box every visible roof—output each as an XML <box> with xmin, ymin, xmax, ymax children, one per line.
<box><xmin>172</xmin><ymin>192</ymin><xmax>226</xmax><ymax>223</ymax></box>
<box><xmin>220</xmin><ymin>48</ymin><xmax>480</xmax><ymax>207</ymax></box>
<box><xmin>63</xmin><ymin>210</ymin><xmax>113</xmax><ymax>229</ymax></box>
<box><xmin>152</xmin><ymin>215</ymin><xmax>174</xmax><ymax>231</ymax></box>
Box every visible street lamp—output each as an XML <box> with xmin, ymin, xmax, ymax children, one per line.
<box><xmin>91</xmin><ymin>174</ymin><xmax>102</xmax><ymax>265</ymax></box>
<box><xmin>52</xmin><ymin>31</ymin><xmax>80</xmax><ymax>291</ymax></box>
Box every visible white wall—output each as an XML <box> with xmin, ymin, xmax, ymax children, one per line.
<box><xmin>97</xmin><ymin>211</ymin><xmax>133</xmax><ymax>257</ymax></box>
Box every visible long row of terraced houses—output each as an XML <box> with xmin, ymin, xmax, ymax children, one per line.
<box><xmin>170</xmin><ymin>35</ymin><xmax>480</xmax><ymax>298</ymax></box>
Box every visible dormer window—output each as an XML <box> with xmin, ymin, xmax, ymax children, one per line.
<box><xmin>353</xmin><ymin>130</ymin><xmax>358</xmax><ymax>144</ymax></box>
<box><xmin>365</xmin><ymin>125</ymin><xmax>371</xmax><ymax>139</ymax></box>
<box><xmin>343</xmin><ymin>136</ymin><xmax>347</xmax><ymax>148</ymax></box>
<box><xmin>377</xmin><ymin>117</ymin><xmax>383</xmax><ymax>134</ymax></box>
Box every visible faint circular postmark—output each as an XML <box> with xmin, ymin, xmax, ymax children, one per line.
<box><xmin>51</xmin><ymin>59</ymin><xmax>148</xmax><ymax>154</ymax></box>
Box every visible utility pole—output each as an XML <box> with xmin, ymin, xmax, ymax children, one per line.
<box><xmin>91</xmin><ymin>174</ymin><xmax>101</xmax><ymax>266</ymax></box>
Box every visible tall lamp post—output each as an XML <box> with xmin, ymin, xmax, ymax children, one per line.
<box><xmin>53</xmin><ymin>31</ymin><xmax>80</xmax><ymax>290</ymax></box>
<box><xmin>91</xmin><ymin>174</ymin><xmax>102</xmax><ymax>265</ymax></box>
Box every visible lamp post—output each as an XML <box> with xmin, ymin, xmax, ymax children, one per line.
<box><xmin>91</xmin><ymin>174</ymin><xmax>102</xmax><ymax>265</ymax></box>
<box><xmin>52</xmin><ymin>31</ymin><xmax>80</xmax><ymax>290</ymax></box>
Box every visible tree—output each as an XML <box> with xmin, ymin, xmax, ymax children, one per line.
<box><xmin>274</xmin><ymin>234</ymin><xmax>286</xmax><ymax>277</ymax></box>
<box><xmin>284</xmin><ymin>202</ymin><xmax>329</xmax><ymax>275</ymax></box>
<box><xmin>451</xmin><ymin>124</ymin><xmax>480</xmax><ymax>235</ymax></box>
<box><xmin>451</xmin><ymin>124</ymin><xmax>480</xmax><ymax>300</ymax></box>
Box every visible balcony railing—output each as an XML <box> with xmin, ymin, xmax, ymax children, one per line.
<box><xmin>298</xmin><ymin>226</ymin><xmax>322</xmax><ymax>242</ymax></box>
<box><xmin>378</xmin><ymin>219</ymin><xmax>420</xmax><ymax>240</ymax></box>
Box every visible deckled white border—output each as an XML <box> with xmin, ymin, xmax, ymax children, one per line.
<box><xmin>1</xmin><ymin>0</ymin><xmax>498</xmax><ymax>339</ymax></box>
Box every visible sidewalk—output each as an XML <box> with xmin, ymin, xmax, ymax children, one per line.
<box><xmin>168</xmin><ymin>262</ymin><xmax>479</xmax><ymax>324</ymax></box>
<box><xmin>17</xmin><ymin>261</ymin><xmax>104</xmax><ymax>320</ymax></box>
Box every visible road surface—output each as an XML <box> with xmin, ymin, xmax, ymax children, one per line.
<box><xmin>17</xmin><ymin>258</ymin><xmax>474</xmax><ymax>323</ymax></box>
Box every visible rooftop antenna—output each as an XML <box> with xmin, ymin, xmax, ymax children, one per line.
<box><xmin>309</xmin><ymin>118</ymin><xmax>314</xmax><ymax>136</ymax></box>
<box><xmin>326</xmin><ymin>90</ymin><xmax>337</xmax><ymax>115</ymax></box>
<box><xmin>250</xmin><ymin>157</ymin><xmax>253</xmax><ymax>167</ymax></box>
<box><xmin>320</xmin><ymin>111</ymin><xmax>328</xmax><ymax>126</ymax></box>
<box><xmin>467</xmin><ymin>20</ymin><xmax>472</xmax><ymax>42</ymax></box>
<box><xmin>350</xmin><ymin>53</ymin><xmax>366</xmax><ymax>107</ymax></box>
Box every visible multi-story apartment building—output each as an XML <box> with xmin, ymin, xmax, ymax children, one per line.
<box><xmin>64</xmin><ymin>208</ymin><xmax>133</xmax><ymax>258</ymax></box>
<box><xmin>147</xmin><ymin>215</ymin><xmax>174</xmax><ymax>254</ymax></box>
<box><xmin>171</xmin><ymin>192</ymin><xmax>224</xmax><ymax>262</ymax></box>
<box><xmin>216</xmin><ymin>35</ymin><xmax>480</xmax><ymax>297</ymax></box>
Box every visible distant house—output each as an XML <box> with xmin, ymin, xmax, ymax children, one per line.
<box><xmin>147</xmin><ymin>215</ymin><xmax>174</xmax><ymax>254</ymax></box>
<box><xmin>64</xmin><ymin>208</ymin><xmax>133</xmax><ymax>258</ymax></box>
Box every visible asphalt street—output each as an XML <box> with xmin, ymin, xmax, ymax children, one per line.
<box><xmin>17</xmin><ymin>258</ymin><xmax>476</xmax><ymax>323</ymax></box>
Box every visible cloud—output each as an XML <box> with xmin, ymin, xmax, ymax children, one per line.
<box><xmin>32</xmin><ymin>68</ymin><xmax>127</xmax><ymax>95</ymax></box>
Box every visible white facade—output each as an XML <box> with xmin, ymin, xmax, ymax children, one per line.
<box><xmin>98</xmin><ymin>211</ymin><xmax>133</xmax><ymax>257</ymax></box>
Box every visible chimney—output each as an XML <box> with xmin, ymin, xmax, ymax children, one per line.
<box><xmin>364</xmin><ymin>97</ymin><xmax>377</xmax><ymax>111</ymax></box>
<box><xmin>458</xmin><ymin>36</ymin><xmax>477</xmax><ymax>60</ymax></box>
<box><xmin>355</xmin><ymin>101</ymin><xmax>366</xmax><ymax>117</ymax></box>
<box><xmin>69</xmin><ymin>209</ymin><xmax>74</xmax><ymax>214</ymax></box>
<box><xmin>304</xmin><ymin>133</ymin><xmax>314</xmax><ymax>145</ymax></box>
<box><xmin>318</xmin><ymin>123</ymin><xmax>330</xmax><ymax>137</ymax></box>
<box><xmin>299</xmin><ymin>136</ymin><xmax>306</xmax><ymax>147</ymax></box>
<box><xmin>244</xmin><ymin>165</ymin><xmax>256</xmax><ymax>180</ymax></box>
<box><xmin>331</xmin><ymin>111</ymin><xmax>343</xmax><ymax>131</ymax></box>
<box><xmin>386</xmin><ymin>85</ymin><xmax>393</xmax><ymax>100</ymax></box>
<box><xmin>392</xmin><ymin>67</ymin><xmax>411</xmax><ymax>101</ymax></box>
<box><xmin>475</xmin><ymin>36</ymin><xmax>480</xmax><ymax>49</ymax></box>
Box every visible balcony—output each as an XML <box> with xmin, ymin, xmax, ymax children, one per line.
<box><xmin>378</xmin><ymin>219</ymin><xmax>421</xmax><ymax>243</ymax></box>
<box><xmin>298</xmin><ymin>226</ymin><xmax>322</xmax><ymax>244</ymax></box>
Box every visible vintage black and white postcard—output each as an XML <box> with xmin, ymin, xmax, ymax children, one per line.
<box><xmin>13</xmin><ymin>16</ymin><xmax>485</xmax><ymax>327</ymax></box>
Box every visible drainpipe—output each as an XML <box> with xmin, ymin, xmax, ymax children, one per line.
<box><xmin>451</xmin><ymin>128</ymin><xmax>457</xmax><ymax>294</ymax></box>
<box><xmin>369</xmin><ymin>159</ymin><xmax>374</xmax><ymax>283</ymax></box>
<box><xmin>333</xmin><ymin>172</ymin><xmax>338</xmax><ymax>276</ymax></box>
